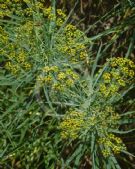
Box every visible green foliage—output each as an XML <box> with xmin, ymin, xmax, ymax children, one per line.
<box><xmin>0</xmin><ymin>0</ymin><xmax>135</xmax><ymax>169</ymax></box>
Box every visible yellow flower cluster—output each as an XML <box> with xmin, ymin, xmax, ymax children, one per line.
<box><xmin>5</xmin><ymin>49</ymin><xmax>32</xmax><ymax>75</ymax></box>
<box><xmin>0</xmin><ymin>26</ymin><xmax>9</xmax><ymax>45</ymax></box>
<box><xmin>0</xmin><ymin>0</ymin><xmax>46</xmax><ymax>18</ymax></box>
<box><xmin>109</xmin><ymin>57</ymin><xmax>135</xmax><ymax>68</ymax></box>
<box><xmin>56</xmin><ymin>9</ymin><xmax>66</xmax><ymax>26</ymax></box>
<box><xmin>43</xmin><ymin>7</ymin><xmax>56</xmax><ymax>21</ymax></box>
<box><xmin>60</xmin><ymin>105</ymin><xmax>120</xmax><ymax>140</ymax></box>
<box><xmin>5</xmin><ymin>62</ymin><xmax>19</xmax><ymax>74</ymax></box>
<box><xmin>59</xmin><ymin>110</ymin><xmax>86</xmax><ymax>139</ymax></box>
<box><xmin>1</xmin><ymin>21</ymin><xmax>34</xmax><ymax>75</ymax></box>
<box><xmin>56</xmin><ymin>24</ymin><xmax>88</xmax><ymax>63</ymax></box>
<box><xmin>99</xmin><ymin>134</ymin><xmax>126</xmax><ymax>157</ymax></box>
<box><xmin>43</xmin><ymin>7</ymin><xmax>66</xmax><ymax>26</ymax></box>
<box><xmin>0</xmin><ymin>2</ymin><xmax>88</xmax><ymax>64</ymax></box>
<box><xmin>0</xmin><ymin>0</ymin><xmax>24</xmax><ymax>18</ymax></box>
<box><xmin>102</xmin><ymin>72</ymin><xmax>111</xmax><ymax>83</ymax></box>
<box><xmin>43</xmin><ymin>4</ymin><xmax>88</xmax><ymax>66</ymax></box>
<box><xmin>99</xmin><ymin>83</ymin><xmax>119</xmax><ymax>97</ymax></box>
<box><xmin>87</xmin><ymin>105</ymin><xmax>120</xmax><ymax>132</ymax></box>
<box><xmin>37</xmin><ymin>66</ymin><xmax>79</xmax><ymax>91</ymax></box>
<box><xmin>15</xmin><ymin>21</ymin><xmax>34</xmax><ymax>48</ymax></box>
<box><xmin>99</xmin><ymin>57</ymin><xmax>135</xmax><ymax>97</ymax></box>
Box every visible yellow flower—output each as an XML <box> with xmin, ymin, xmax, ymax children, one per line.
<box><xmin>117</xmin><ymin>79</ymin><xmax>126</xmax><ymax>86</ymax></box>
<box><xmin>71</xmin><ymin>73</ymin><xmax>79</xmax><ymax>80</ymax></box>
<box><xmin>103</xmin><ymin>72</ymin><xmax>111</xmax><ymax>83</ymax></box>
<box><xmin>23</xmin><ymin>62</ymin><xmax>31</xmax><ymax>70</ymax></box>
<box><xmin>51</xmin><ymin>66</ymin><xmax>59</xmax><ymax>72</ymax></box>
<box><xmin>57</xmin><ymin>72</ymin><xmax>66</xmax><ymax>80</ymax></box>
<box><xmin>79</xmin><ymin>51</ymin><xmax>88</xmax><ymax>60</ymax></box>
<box><xmin>110</xmin><ymin>84</ymin><xmax>119</xmax><ymax>93</ymax></box>
<box><xmin>98</xmin><ymin>57</ymin><xmax>135</xmax><ymax>97</ymax></box>
<box><xmin>43</xmin><ymin>66</ymin><xmax>50</xmax><ymax>73</ymax></box>
<box><xmin>59</xmin><ymin>110</ymin><xmax>85</xmax><ymax>139</ymax></box>
<box><xmin>111</xmin><ymin>71</ymin><xmax>120</xmax><ymax>80</ymax></box>
<box><xmin>128</xmin><ymin>70</ymin><xmax>134</xmax><ymax>77</ymax></box>
<box><xmin>52</xmin><ymin>83</ymin><xmax>64</xmax><ymax>91</ymax></box>
<box><xmin>121</xmin><ymin>67</ymin><xmax>129</xmax><ymax>74</ymax></box>
<box><xmin>57</xmin><ymin>9</ymin><xmax>66</xmax><ymax>18</ymax></box>
<box><xmin>56</xmin><ymin>18</ymin><xmax>64</xmax><ymax>26</ymax></box>
<box><xmin>43</xmin><ymin>75</ymin><xmax>52</xmax><ymax>83</ymax></box>
<box><xmin>66</xmin><ymin>79</ymin><xmax>74</xmax><ymax>86</ymax></box>
<box><xmin>99</xmin><ymin>134</ymin><xmax>126</xmax><ymax>157</ymax></box>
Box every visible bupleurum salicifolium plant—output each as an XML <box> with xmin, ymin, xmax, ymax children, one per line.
<box><xmin>1</xmin><ymin>0</ymin><xmax>135</xmax><ymax>168</ymax></box>
<box><xmin>59</xmin><ymin>57</ymin><xmax>135</xmax><ymax>158</ymax></box>
<box><xmin>1</xmin><ymin>1</ymin><xmax>89</xmax><ymax>90</ymax></box>
<box><xmin>98</xmin><ymin>57</ymin><xmax>135</xmax><ymax>98</ymax></box>
<box><xmin>0</xmin><ymin>1</ymin><xmax>90</xmax><ymax>167</ymax></box>
<box><xmin>34</xmin><ymin>6</ymin><xmax>90</xmax><ymax>102</ymax></box>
